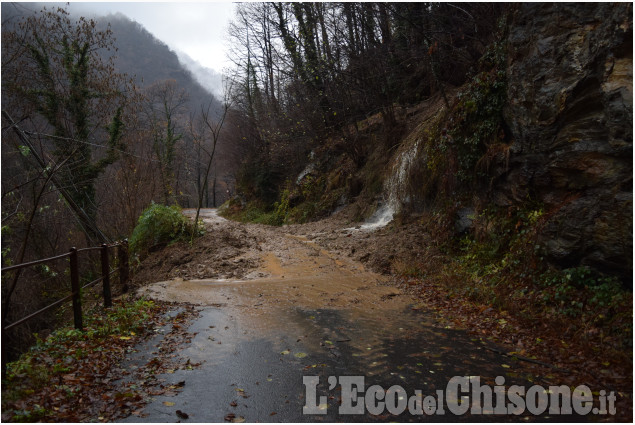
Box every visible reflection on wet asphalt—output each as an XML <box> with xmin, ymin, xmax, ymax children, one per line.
<box><xmin>121</xmin><ymin>304</ymin><xmax>587</xmax><ymax>422</ymax></box>
<box><xmin>122</xmin><ymin>211</ymin><xmax>586</xmax><ymax>422</ymax></box>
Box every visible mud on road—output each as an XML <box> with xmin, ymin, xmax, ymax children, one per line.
<box><xmin>137</xmin><ymin>209</ymin><xmax>403</xmax><ymax>313</ymax></box>
<box><xmin>123</xmin><ymin>209</ymin><xmax>612</xmax><ymax>422</ymax></box>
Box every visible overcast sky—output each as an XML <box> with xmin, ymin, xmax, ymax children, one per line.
<box><xmin>64</xmin><ymin>2</ymin><xmax>237</xmax><ymax>73</ymax></box>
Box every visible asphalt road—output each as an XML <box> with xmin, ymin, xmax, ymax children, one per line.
<box><xmin>119</xmin><ymin>209</ymin><xmax>589</xmax><ymax>422</ymax></box>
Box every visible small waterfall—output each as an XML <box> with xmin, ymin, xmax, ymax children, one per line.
<box><xmin>296</xmin><ymin>163</ymin><xmax>315</xmax><ymax>184</ymax></box>
<box><xmin>359</xmin><ymin>204</ymin><xmax>396</xmax><ymax>230</ymax></box>
<box><xmin>384</xmin><ymin>139</ymin><xmax>420</xmax><ymax>211</ymax></box>
<box><xmin>357</xmin><ymin>138</ymin><xmax>421</xmax><ymax>230</ymax></box>
<box><xmin>296</xmin><ymin>150</ymin><xmax>317</xmax><ymax>184</ymax></box>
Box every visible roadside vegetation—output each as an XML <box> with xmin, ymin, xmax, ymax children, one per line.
<box><xmin>2</xmin><ymin>297</ymin><xmax>157</xmax><ymax>421</ymax></box>
<box><xmin>129</xmin><ymin>203</ymin><xmax>203</xmax><ymax>261</ymax></box>
<box><xmin>388</xmin><ymin>205</ymin><xmax>631</xmax><ymax>397</ymax></box>
<box><xmin>1</xmin><ymin>297</ymin><xmax>201</xmax><ymax>422</ymax></box>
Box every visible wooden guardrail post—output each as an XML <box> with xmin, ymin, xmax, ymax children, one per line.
<box><xmin>1</xmin><ymin>326</ymin><xmax>6</xmax><ymax>378</ymax></box>
<box><xmin>101</xmin><ymin>244</ymin><xmax>112</xmax><ymax>308</ymax></box>
<box><xmin>69</xmin><ymin>247</ymin><xmax>83</xmax><ymax>330</ymax></box>
<box><xmin>118</xmin><ymin>239</ymin><xmax>129</xmax><ymax>293</ymax></box>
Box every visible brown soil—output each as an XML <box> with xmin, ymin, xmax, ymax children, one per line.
<box><xmin>131</xmin><ymin>212</ymin><xmax>263</xmax><ymax>285</ymax></box>
<box><xmin>130</xmin><ymin>208</ymin><xmax>632</xmax><ymax>421</ymax></box>
<box><xmin>134</xmin><ymin>209</ymin><xmax>405</xmax><ymax>323</ymax></box>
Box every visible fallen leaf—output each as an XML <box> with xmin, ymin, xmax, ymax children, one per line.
<box><xmin>294</xmin><ymin>352</ymin><xmax>307</xmax><ymax>358</ymax></box>
<box><xmin>176</xmin><ymin>410</ymin><xmax>189</xmax><ymax>419</ymax></box>
<box><xmin>163</xmin><ymin>401</ymin><xmax>176</xmax><ymax>407</ymax></box>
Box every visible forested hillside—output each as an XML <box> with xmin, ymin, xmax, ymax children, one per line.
<box><xmin>0</xmin><ymin>3</ymin><xmax>632</xmax><ymax>421</ymax></box>
<box><xmin>223</xmin><ymin>3</ymin><xmax>505</xmax><ymax>205</ymax></box>
<box><xmin>222</xmin><ymin>2</ymin><xmax>632</xmax><ymax>284</ymax></box>
<box><xmin>0</xmin><ymin>3</ymin><xmax>236</xmax><ymax>359</ymax></box>
<box><xmin>101</xmin><ymin>12</ymin><xmax>222</xmax><ymax>112</ymax></box>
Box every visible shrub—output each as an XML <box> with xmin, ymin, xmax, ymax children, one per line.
<box><xmin>129</xmin><ymin>203</ymin><xmax>192</xmax><ymax>257</ymax></box>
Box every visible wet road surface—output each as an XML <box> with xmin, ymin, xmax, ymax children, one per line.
<box><xmin>120</xmin><ymin>209</ymin><xmax>587</xmax><ymax>422</ymax></box>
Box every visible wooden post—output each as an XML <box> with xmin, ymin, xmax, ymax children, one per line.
<box><xmin>101</xmin><ymin>244</ymin><xmax>112</xmax><ymax>308</ymax></box>
<box><xmin>118</xmin><ymin>240</ymin><xmax>129</xmax><ymax>293</ymax></box>
<box><xmin>1</xmin><ymin>326</ymin><xmax>6</xmax><ymax>378</ymax></box>
<box><xmin>69</xmin><ymin>247</ymin><xmax>83</xmax><ymax>330</ymax></box>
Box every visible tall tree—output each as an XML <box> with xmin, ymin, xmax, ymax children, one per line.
<box><xmin>191</xmin><ymin>99</ymin><xmax>230</xmax><ymax>236</ymax></box>
<box><xmin>2</xmin><ymin>6</ymin><xmax>129</xmax><ymax>243</ymax></box>
<box><xmin>142</xmin><ymin>80</ymin><xmax>188</xmax><ymax>205</ymax></box>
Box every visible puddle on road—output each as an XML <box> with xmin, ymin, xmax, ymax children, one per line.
<box><xmin>131</xmin><ymin>229</ymin><xmax>574</xmax><ymax>422</ymax></box>
<box><xmin>138</xmin><ymin>234</ymin><xmax>409</xmax><ymax>346</ymax></box>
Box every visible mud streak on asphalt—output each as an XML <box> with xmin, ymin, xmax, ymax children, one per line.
<box><xmin>121</xmin><ymin>209</ymin><xmax>585</xmax><ymax>422</ymax></box>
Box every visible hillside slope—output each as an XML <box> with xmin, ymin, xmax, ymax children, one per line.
<box><xmin>228</xmin><ymin>3</ymin><xmax>632</xmax><ymax>285</ymax></box>
<box><xmin>0</xmin><ymin>3</ymin><xmax>221</xmax><ymax>115</ymax></box>
<box><xmin>222</xmin><ymin>3</ymin><xmax>632</xmax><ymax>367</ymax></box>
<box><xmin>101</xmin><ymin>13</ymin><xmax>221</xmax><ymax>113</ymax></box>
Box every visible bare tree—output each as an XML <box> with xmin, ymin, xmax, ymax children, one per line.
<box><xmin>142</xmin><ymin>79</ymin><xmax>189</xmax><ymax>205</ymax></box>
<box><xmin>191</xmin><ymin>96</ymin><xmax>231</xmax><ymax>236</ymax></box>
<box><xmin>2</xmin><ymin>6</ymin><xmax>130</xmax><ymax>244</ymax></box>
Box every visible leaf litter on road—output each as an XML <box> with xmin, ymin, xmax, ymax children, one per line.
<box><xmin>2</xmin><ymin>300</ymin><xmax>201</xmax><ymax>422</ymax></box>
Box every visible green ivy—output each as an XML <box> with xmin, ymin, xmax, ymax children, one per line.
<box><xmin>538</xmin><ymin>266</ymin><xmax>625</xmax><ymax>316</ymax></box>
<box><xmin>272</xmin><ymin>189</ymin><xmax>291</xmax><ymax>225</ymax></box>
<box><xmin>449</xmin><ymin>40</ymin><xmax>507</xmax><ymax>182</ymax></box>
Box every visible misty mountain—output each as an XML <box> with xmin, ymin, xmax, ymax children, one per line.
<box><xmin>1</xmin><ymin>3</ymin><xmax>222</xmax><ymax>115</ymax></box>
<box><xmin>101</xmin><ymin>12</ymin><xmax>221</xmax><ymax>114</ymax></box>
<box><xmin>175</xmin><ymin>51</ymin><xmax>224</xmax><ymax>100</ymax></box>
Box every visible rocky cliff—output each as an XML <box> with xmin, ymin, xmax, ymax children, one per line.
<box><xmin>225</xmin><ymin>3</ymin><xmax>632</xmax><ymax>284</ymax></box>
<box><xmin>500</xmin><ymin>3</ymin><xmax>632</xmax><ymax>280</ymax></box>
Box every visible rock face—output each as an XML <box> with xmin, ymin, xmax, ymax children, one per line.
<box><xmin>501</xmin><ymin>3</ymin><xmax>632</xmax><ymax>280</ymax></box>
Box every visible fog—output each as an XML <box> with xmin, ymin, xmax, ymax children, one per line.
<box><xmin>5</xmin><ymin>2</ymin><xmax>235</xmax><ymax>97</ymax></box>
<box><xmin>64</xmin><ymin>2</ymin><xmax>236</xmax><ymax>74</ymax></box>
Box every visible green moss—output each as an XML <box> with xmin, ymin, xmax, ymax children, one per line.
<box><xmin>220</xmin><ymin>200</ymin><xmax>285</xmax><ymax>226</ymax></box>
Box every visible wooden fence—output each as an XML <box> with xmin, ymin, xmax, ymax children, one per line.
<box><xmin>2</xmin><ymin>240</ymin><xmax>129</xmax><ymax>334</ymax></box>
